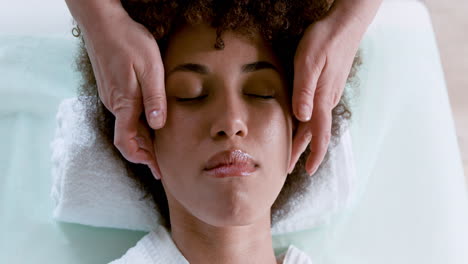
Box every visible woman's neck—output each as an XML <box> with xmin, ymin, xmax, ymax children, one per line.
<box><xmin>169</xmin><ymin>206</ymin><xmax>278</xmax><ymax>264</ymax></box>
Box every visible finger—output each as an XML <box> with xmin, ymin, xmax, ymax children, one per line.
<box><xmin>151</xmin><ymin>149</ymin><xmax>163</xmax><ymax>180</ymax></box>
<box><xmin>292</xmin><ymin>53</ymin><xmax>326</xmax><ymax>122</ymax></box>
<box><xmin>113</xmin><ymin>101</ymin><xmax>150</xmax><ymax>164</ymax></box>
<box><xmin>134</xmin><ymin>136</ymin><xmax>162</xmax><ymax>180</ymax></box>
<box><xmin>134</xmin><ymin>116</ymin><xmax>163</xmax><ymax>180</ymax></box>
<box><xmin>305</xmin><ymin>98</ymin><xmax>333</xmax><ymax>175</ymax></box>
<box><xmin>332</xmin><ymin>74</ymin><xmax>349</xmax><ymax>108</ymax></box>
<box><xmin>288</xmin><ymin>121</ymin><xmax>312</xmax><ymax>174</ymax></box>
<box><xmin>137</xmin><ymin>55</ymin><xmax>167</xmax><ymax>130</ymax></box>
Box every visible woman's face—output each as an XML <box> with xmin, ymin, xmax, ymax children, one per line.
<box><xmin>153</xmin><ymin>23</ymin><xmax>294</xmax><ymax>227</ymax></box>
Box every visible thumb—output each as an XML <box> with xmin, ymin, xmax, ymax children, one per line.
<box><xmin>113</xmin><ymin>102</ymin><xmax>144</xmax><ymax>164</ymax></box>
<box><xmin>292</xmin><ymin>54</ymin><xmax>325</xmax><ymax>122</ymax></box>
<box><xmin>138</xmin><ymin>61</ymin><xmax>166</xmax><ymax>130</ymax></box>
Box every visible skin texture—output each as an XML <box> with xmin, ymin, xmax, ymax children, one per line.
<box><xmin>65</xmin><ymin>0</ymin><xmax>164</xmax><ymax>176</ymax></box>
<box><xmin>290</xmin><ymin>0</ymin><xmax>383</xmax><ymax>175</ymax></box>
<box><xmin>64</xmin><ymin>0</ymin><xmax>381</xmax><ymax>179</ymax></box>
<box><xmin>153</xmin><ymin>23</ymin><xmax>292</xmax><ymax>264</ymax></box>
<box><xmin>74</xmin><ymin>0</ymin><xmax>360</xmax><ymax>231</ymax></box>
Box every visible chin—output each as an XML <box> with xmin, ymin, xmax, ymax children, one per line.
<box><xmin>196</xmin><ymin>201</ymin><xmax>267</xmax><ymax>227</ymax></box>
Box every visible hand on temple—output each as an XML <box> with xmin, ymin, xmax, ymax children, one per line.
<box><xmin>288</xmin><ymin>0</ymin><xmax>382</xmax><ymax>175</ymax></box>
<box><xmin>67</xmin><ymin>0</ymin><xmax>164</xmax><ymax>179</ymax></box>
<box><xmin>66</xmin><ymin>0</ymin><xmax>380</xmax><ymax>179</ymax></box>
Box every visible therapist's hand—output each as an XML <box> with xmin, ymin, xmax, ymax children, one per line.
<box><xmin>288</xmin><ymin>1</ymin><xmax>380</xmax><ymax>176</ymax></box>
<box><xmin>77</xmin><ymin>4</ymin><xmax>164</xmax><ymax>179</ymax></box>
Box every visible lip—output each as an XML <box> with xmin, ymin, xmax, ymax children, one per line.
<box><xmin>204</xmin><ymin>149</ymin><xmax>257</xmax><ymax>178</ymax></box>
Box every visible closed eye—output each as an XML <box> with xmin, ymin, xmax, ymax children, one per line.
<box><xmin>175</xmin><ymin>95</ymin><xmax>208</xmax><ymax>102</ymax></box>
<box><xmin>246</xmin><ymin>94</ymin><xmax>275</xmax><ymax>99</ymax></box>
<box><xmin>175</xmin><ymin>94</ymin><xmax>275</xmax><ymax>102</ymax></box>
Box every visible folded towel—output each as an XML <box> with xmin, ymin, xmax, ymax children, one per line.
<box><xmin>50</xmin><ymin>97</ymin><xmax>356</xmax><ymax>234</ymax></box>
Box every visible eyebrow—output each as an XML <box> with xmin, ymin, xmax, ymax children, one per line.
<box><xmin>166</xmin><ymin>61</ymin><xmax>279</xmax><ymax>78</ymax></box>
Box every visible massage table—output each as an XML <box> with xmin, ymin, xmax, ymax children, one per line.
<box><xmin>1</xmin><ymin>0</ymin><xmax>467</xmax><ymax>263</ymax></box>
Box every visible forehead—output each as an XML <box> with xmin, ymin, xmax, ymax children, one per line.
<box><xmin>163</xmin><ymin>23</ymin><xmax>280</xmax><ymax>70</ymax></box>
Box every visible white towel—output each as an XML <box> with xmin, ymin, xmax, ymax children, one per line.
<box><xmin>50</xmin><ymin>97</ymin><xmax>357</xmax><ymax>235</ymax></box>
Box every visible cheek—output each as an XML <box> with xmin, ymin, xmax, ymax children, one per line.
<box><xmin>245</xmin><ymin>105</ymin><xmax>292</xmax><ymax>215</ymax></box>
<box><xmin>252</xmin><ymin>104</ymin><xmax>293</xmax><ymax>172</ymax></box>
<box><xmin>152</xmin><ymin>107</ymin><xmax>209</xmax><ymax>214</ymax></box>
<box><xmin>246</xmin><ymin>106</ymin><xmax>292</xmax><ymax>215</ymax></box>
<box><xmin>153</xmin><ymin>107</ymin><xmax>203</xmax><ymax>178</ymax></box>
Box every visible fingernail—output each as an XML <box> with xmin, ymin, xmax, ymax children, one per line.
<box><xmin>151</xmin><ymin>167</ymin><xmax>161</xmax><ymax>180</ymax></box>
<box><xmin>310</xmin><ymin>166</ymin><xmax>318</xmax><ymax>176</ymax></box>
<box><xmin>298</xmin><ymin>103</ymin><xmax>312</xmax><ymax>121</ymax></box>
<box><xmin>149</xmin><ymin>110</ymin><xmax>164</xmax><ymax>129</ymax></box>
<box><xmin>305</xmin><ymin>131</ymin><xmax>312</xmax><ymax>142</ymax></box>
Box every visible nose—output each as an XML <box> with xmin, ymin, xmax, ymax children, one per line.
<box><xmin>209</xmin><ymin>95</ymin><xmax>248</xmax><ymax>139</ymax></box>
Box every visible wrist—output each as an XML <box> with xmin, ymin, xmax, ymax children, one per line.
<box><xmin>66</xmin><ymin>0</ymin><xmax>127</xmax><ymax>37</ymax></box>
<box><xmin>326</xmin><ymin>0</ymin><xmax>382</xmax><ymax>35</ymax></box>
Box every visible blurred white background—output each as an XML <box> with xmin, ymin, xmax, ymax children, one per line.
<box><xmin>423</xmin><ymin>0</ymin><xmax>468</xmax><ymax>184</ymax></box>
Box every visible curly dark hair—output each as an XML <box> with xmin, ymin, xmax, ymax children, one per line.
<box><xmin>73</xmin><ymin>0</ymin><xmax>360</xmax><ymax>230</ymax></box>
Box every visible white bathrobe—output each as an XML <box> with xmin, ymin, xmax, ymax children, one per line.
<box><xmin>109</xmin><ymin>225</ymin><xmax>313</xmax><ymax>264</ymax></box>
